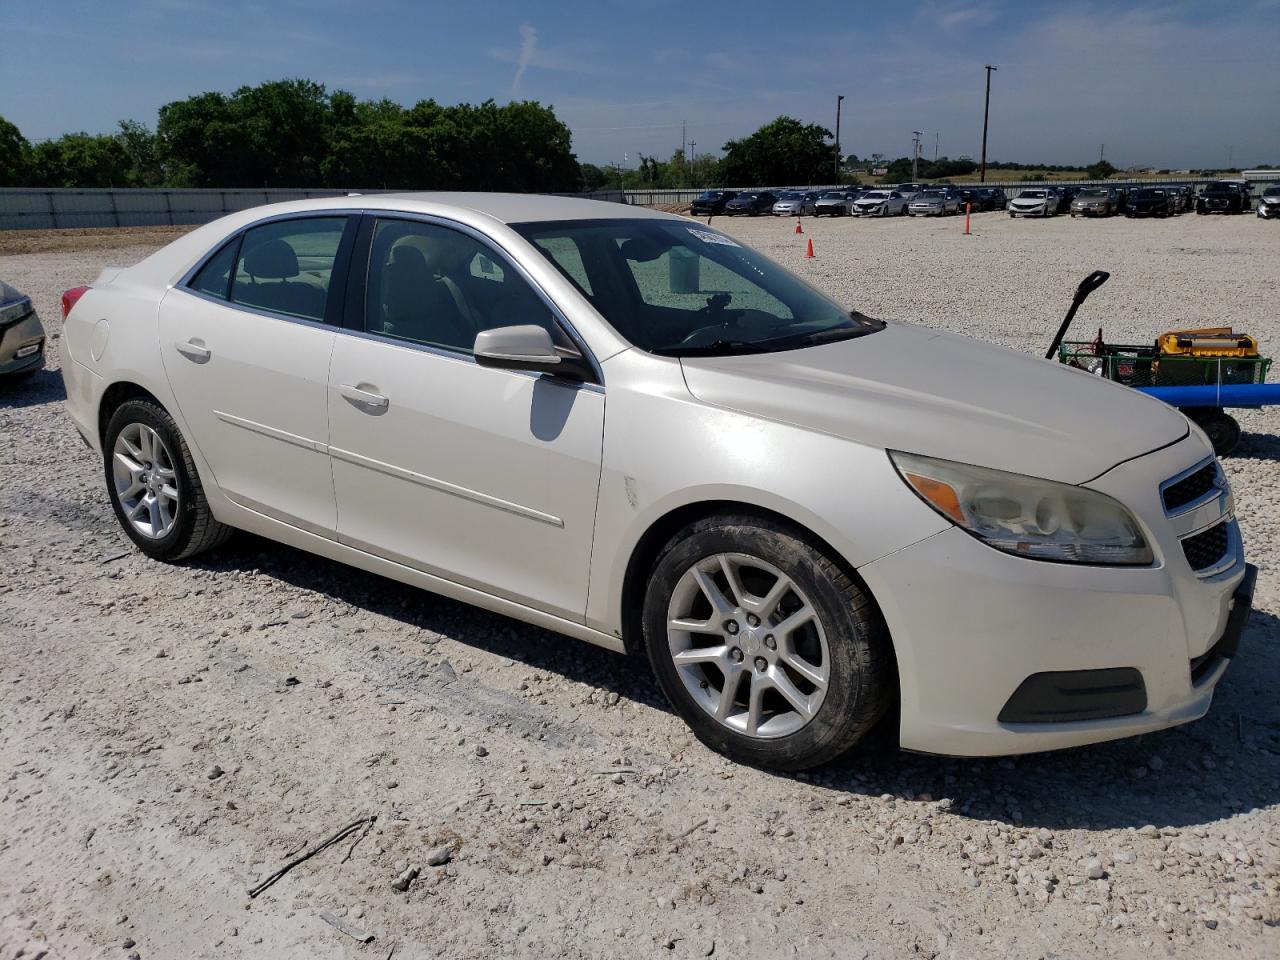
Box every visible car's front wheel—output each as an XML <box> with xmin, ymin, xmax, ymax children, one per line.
<box><xmin>103</xmin><ymin>399</ymin><xmax>232</xmax><ymax>561</ymax></box>
<box><xmin>642</xmin><ymin>515</ymin><xmax>894</xmax><ymax>770</ymax></box>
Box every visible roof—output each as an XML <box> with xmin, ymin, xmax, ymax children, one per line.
<box><xmin>365</xmin><ymin>191</ymin><xmax>677</xmax><ymax>224</ymax></box>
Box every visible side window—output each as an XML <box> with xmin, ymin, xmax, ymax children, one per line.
<box><xmin>366</xmin><ymin>219</ymin><xmax>559</xmax><ymax>355</ymax></box>
<box><xmin>228</xmin><ymin>217</ymin><xmax>347</xmax><ymax>323</ymax></box>
<box><xmin>188</xmin><ymin>238</ymin><xmax>239</xmax><ymax>299</ymax></box>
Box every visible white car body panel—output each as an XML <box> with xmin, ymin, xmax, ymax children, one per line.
<box><xmin>60</xmin><ymin>192</ymin><xmax>1248</xmax><ymax>757</ymax></box>
<box><xmin>158</xmin><ymin>287</ymin><xmax>339</xmax><ymax>536</ymax></box>
<box><xmin>327</xmin><ymin>334</ymin><xmax>605</xmax><ymax>620</ymax></box>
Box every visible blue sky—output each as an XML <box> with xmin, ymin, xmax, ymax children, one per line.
<box><xmin>3</xmin><ymin>0</ymin><xmax>1278</xmax><ymax>169</ymax></box>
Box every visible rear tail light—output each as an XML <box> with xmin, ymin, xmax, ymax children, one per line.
<box><xmin>61</xmin><ymin>285</ymin><xmax>89</xmax><ymax>320</ymax></box>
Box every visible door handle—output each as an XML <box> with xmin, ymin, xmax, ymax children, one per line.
<box><xmin>339</xmin><ymin>383</ymin><xmax>389</xmax><ymax>410</ymax></box>
<box><xmin>175</xmin><ymin>339</ymin><xmax>211</xmax><ymax>363</ymax></box>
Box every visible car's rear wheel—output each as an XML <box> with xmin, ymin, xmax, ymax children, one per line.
<box><xmin>642</xmin><ymin>515</ymin><xmax>893</xmax><ymax>770</ymax></box>
<box><xmin>103</xmin><ymin>399</ymin><xmax>232</xmax><ymax>561</ymax></box>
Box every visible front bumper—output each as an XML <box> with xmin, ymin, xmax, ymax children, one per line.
<box><xmin>0</xmin><ymin>310</ymin><xmax>46</xmax><ymax>376</ymax></box>
<box><xmin>1010</xmin><ymin>204</ymin><xmax>1049</xmax><ymax>216</ymax></box>
<box><xmin>860</xmin><ymin>435</ymin><xmax>1249</xmax><ymax>756</ymax></box>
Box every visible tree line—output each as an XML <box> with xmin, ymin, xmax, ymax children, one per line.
<box><xmin>0</xmin><ymin>79</ymin><xmax>580</xmax><ymax>193</ymax></box>
<box><xmin>0</xmin><ymin>79</ymin><xmax>1165</xmax><ymax>194</ymax></box>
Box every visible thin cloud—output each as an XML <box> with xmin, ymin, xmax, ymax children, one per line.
<box><xmin>511</xmin><ymin>23</ymin><xmax>537</xmax><ymax>94</ymax></box>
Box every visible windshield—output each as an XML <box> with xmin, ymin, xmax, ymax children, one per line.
<box><xmin>1265</xmin><ymin>187</ymin><xmax>1280</xmax><ymax>197</ymax></box>
<box><xmin>1020</xmin><ymin>190</ymin><xmax>1049</xmax><ymax>198</ymax></box>
<box><xmin>513</xmin><ymin>218</ymin><xmax>883</xmax><ymax>356</ymax></box>
<box><xmin>697</xmin><ymin>191</ymin><xmax>724</xmax><ymax>200</ymax></box>
<box><xmin>776</xmin><ymin>192</ymin><xmax>802</xmax><ymax>201</ymax></box>
<box><xmin>1136</xmin><ymin>189</ymin><xmax>1163</xmax><ymax>198</ymax></box>
<box><xmin>919</xmin><ymin>191</ymin><xmax>945</xmax><ymax>200</ymax></box>
<box><xmin>862</xmin><ymin>191</ymin><xmax>890</xmax><ymax>200</ymax></box>
<box><xmin>820</xmin><ymin>191</ymin><xmax>845</xmax><ymax>199</ymax></box>
<box><xmin>1079</xmin><ymin>189</ymin><xmax>1109</xmax><ymax>198</ymax></box>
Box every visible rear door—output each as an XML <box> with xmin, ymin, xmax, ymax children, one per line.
<box><xmin>158</xmin><ymin>214</ymin><xmax>356</xmax><ymax>536</ymax></box>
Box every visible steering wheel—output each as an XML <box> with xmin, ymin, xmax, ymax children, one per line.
<box><xmin>677</xmin><ymin>309</ymin><xmax>782</xmax><ymax>348</ymax></box>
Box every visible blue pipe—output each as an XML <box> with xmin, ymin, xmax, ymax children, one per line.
<box><xmin>1135</xmin><ymin>383</ymin><xmax>1280</xmax><ymax>409</ymax></box>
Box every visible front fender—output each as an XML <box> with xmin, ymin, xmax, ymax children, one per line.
<box><xmin>584</xmin><ymin>350</ymin><xmax>949</xmax><ymax>637</ymax></box>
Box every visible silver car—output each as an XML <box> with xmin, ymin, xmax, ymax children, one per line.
<box><xmin>771</xmin><ymin>191</ymin><xmax>818</xmax><ymax>216</ymax></box>
<box><xmin>907</xmin><ymin>190</ymin><xmax>960</xmax><ymax>216</ymax></box>
<box><xmin>0</xmin><ymin>281</ymin><xmax>46</xmax><ymax>378</ymax></box>
<box><xmin>1258</xmin><ymin>185</ymin><xmax>1280</xmax><ymax>219</ymax></box>
<box><xmin>813</xmin><ymin>190</ymin><xmax>857</xmax><ymax>216</ymax></box>
<box><xmin>59</xmin><ymin>194</ymin><xmax>1249</xmax><ymax>770</ymax></box>
<box><xmin>1070</xmin><ymin>188</ymin><xmax>1116</xmax><ymax>217</ymax></box>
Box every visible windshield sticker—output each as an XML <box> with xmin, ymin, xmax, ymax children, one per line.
<box><xmin>687</xmin><ymin>228</ymin><xmax>740</xmax><ymax>247</ymax></box>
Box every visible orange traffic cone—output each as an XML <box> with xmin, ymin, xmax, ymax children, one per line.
<box><xmin>795</xmin><ymin>218</ymin><xmax>803</xmax><ymax>234</ymax></box>
<box><xmin>804</xmin><ymin>238</ymin><xmax>815</xmax><ymax>258</ymax></box>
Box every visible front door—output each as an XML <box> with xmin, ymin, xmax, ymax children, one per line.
<box><xmin>327</xmin><ymin>216</ymin><xmax>604</xmax><ymax>620</ymax></box>
<box><xmin>158</xmin><ymin>214</ymin><xmax>354</xmax><ymax>536</ymax></box>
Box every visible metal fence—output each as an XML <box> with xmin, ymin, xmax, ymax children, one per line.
<box><xmin>0</xmin><ymin>179</ymin><xmax>1274</xmax><ymax>230</ymax></box>
<box><xmin>623</xmin><ymin>175</ymin><xmax>1280</xmax><ymax>207</ymax></box>
<box><xmin>0</xmin><ymin>187</ymin><xmax>628</xmax><ymax>230</ymax></box>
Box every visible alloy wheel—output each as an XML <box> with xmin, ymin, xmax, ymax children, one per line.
<box><xmin>112</xmin><ymin>422</ymin><xmax>180</xmax><ymax>539</ymax></box>
<box><xmin>666</xmin><ymin>553</ymin><xmax>830</xmax><ymax>739</ymax></box>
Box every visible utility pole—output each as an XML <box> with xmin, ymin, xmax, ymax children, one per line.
<box><xmin>980</xmin><ymin>64</ymin><xmax>997</xmax><ymax>183</ymax></box>
<box><xmin>681</xmin><ymin>120</ymin><xmax>687</xmax><ymax>172</ymax></box>
<box><xmin>834</xmin><ymin>94</ymin><xmax>844</xmax><ymax>181</ymax></box>
<box><xmin>912</xmin><ymin>131</ymin><xmax>922</xmax><ymax>182</ymax></box>
<box><xmin>934</xmin><ymin>132</ymin><xmax>939</xmax><ymax>162</ymax></box>
<box><xmin>689</xmin><ymin>140</ymin><xmax>696</xmax><ymax>185</ymax></box>
<box><xmin>1100</xmin><ymin>143</ymin><xmax>1105</xmax><ymax>163</ymax></box>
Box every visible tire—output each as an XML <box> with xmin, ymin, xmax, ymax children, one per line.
<box><xmin>1188</xmin><ymin>408</ymin><xmax>1242</xmax><ymax>456</ymax></box>
<box><xmin>103</xmin><ymin>398</ymin><xmax>232</xmax><ymax>561</ymax></box>
<box><xmin>642</xmin><ymin>514</ymin><xmax>893</xmax><ymax>770</ymax></box>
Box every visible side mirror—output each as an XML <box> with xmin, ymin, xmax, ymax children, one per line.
<box><xmin>474</xmin><ymin>325</ymin><xmax>594</xmax><ymax>382</ymax></box>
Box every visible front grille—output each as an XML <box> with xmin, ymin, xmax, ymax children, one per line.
<box><xmin>1163</xmin><ymin>462</ymin><xmax>1219</xmax><ymax>513</ymax></box>
<box><xmin>1182</xmin><ymin>522</ymin><xmax>1230</xmax><ymax>572</ymax></box>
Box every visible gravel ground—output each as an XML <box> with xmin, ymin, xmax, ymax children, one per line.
<box><xmin>1</xmin><ymin>212</ymin><xmax>1278</xmax><ymax>959</ymax></box>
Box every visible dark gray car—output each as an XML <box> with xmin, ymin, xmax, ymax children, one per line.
<box><xmin>0</xmin><ymin>281</ymin><xmax>45</xmax><ymax>377</ymax></box>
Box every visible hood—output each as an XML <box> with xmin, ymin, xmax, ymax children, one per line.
<box><xmin>0</xmin><ymin>280</ymin><xmax>27</xmax><ymax>306</ymax></box>
<box><xmin>1013</xmin><ymin>195</ymin><xmax>1049</xmax><ymax>204</ymax></box>
<box><xmin>679</xmin><ymin>322</ymin><xmax>1189</xmax><ymax>485</ymax></box>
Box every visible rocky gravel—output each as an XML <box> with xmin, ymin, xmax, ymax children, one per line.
<box><xmin>2</xmin><ymin>213</ymin><xmax>1278</xmax><ymax>959</ymax></box>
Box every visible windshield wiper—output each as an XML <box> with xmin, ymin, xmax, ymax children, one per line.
<box><xmin>652</xmin><ymin>339</ymin><xmax>775</xmax><ymax>357</ymax></box>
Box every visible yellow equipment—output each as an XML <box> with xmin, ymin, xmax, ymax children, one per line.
<box><xmin>1158</xmin><ymin>327</ymin><xmax>1259</xmax><ymax>358</ymax></box>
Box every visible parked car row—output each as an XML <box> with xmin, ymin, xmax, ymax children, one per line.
<box><xmin>691</xmin><ymin>181</ymin><xmax>1274</xmax><ymax>221</ymax></box>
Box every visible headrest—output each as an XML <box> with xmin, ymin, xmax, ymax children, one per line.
<box><xmin>389</xmin><ymin>244</ymin><xmax>429</xmax><ymax>272</ymax></box>
<box><xmin>243</xmin><ymin>238</ymin><xmax>299</xmax><ymax>279</ymax></box>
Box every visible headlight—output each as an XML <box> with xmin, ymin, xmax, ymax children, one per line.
<box><xmin>889</xmin><ymin>451</ymin><xmax>1154</xmax><ymax>565</ymax></box>
<box><xmin>0</xmin><ymin>297</ymin><xmax>33</xmax><ymax>325</ymax></box>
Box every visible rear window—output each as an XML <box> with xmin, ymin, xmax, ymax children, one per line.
<box><xmin>188</xmin><ymin>239</ymin><xmax>239</xmax><ymax>299</ymax></box>
<box><xmin>228</xmin><ymin>217</ymin><xmax>347</xmax><ymax>323</ymax></box>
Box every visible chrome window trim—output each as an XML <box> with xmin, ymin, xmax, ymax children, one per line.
<box><xmin>176</xmin><ymin>209</ymin><xmax>355</xmax><ymax>292</ymax></box>
<box><xmin>357</xmin><ymin>211</ymin><xmax>605</xmax><ymax>388</ymax></box>
<box><xmin>171</xmin><ymin>207</ymin><xmax>604</xmax><ymax>392</ymax></box>
<box><xmin>171</xmin><ymin>285</ymin><xmax>338</xmax><ymax>335</ymax></box>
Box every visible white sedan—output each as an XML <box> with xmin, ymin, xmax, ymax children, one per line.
<box><xmin>59</xmin><ymin>194</ymin><xmax>1253</xmax><ymax>769</ymax></box>
<box><xmin>1008</xmin><ymin>189</ymin><xmax>1057</xmax><ymax>217</ymax></box>
<box><xmin>852</xmin><ymin>190</ymin><xmax>909</xmax><ymax>217</ymax></box>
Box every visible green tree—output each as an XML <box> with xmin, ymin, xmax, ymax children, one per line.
<box><xmin>1086</xmin><ymin>159</ymin><xmax>1117</xmax><ymax>180</ymax></box>
<box><xmin>116</xmin><ymin>120</ymin><xmax>164</xmax><ymax>186</ymax></box>
<box><xmin>29</xmin><ymin>133</ymin><xmax>131</xmax><ymax>187</ymax></box>
<box><xmin>0</xmin><ymin>115</ymin><xmax>32</xmax><ymax>186</ymax></box>
<box><xmin>719</xmin><ymin>117</ymin><xmax>833</xmax><ymax>186</ymax></box>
